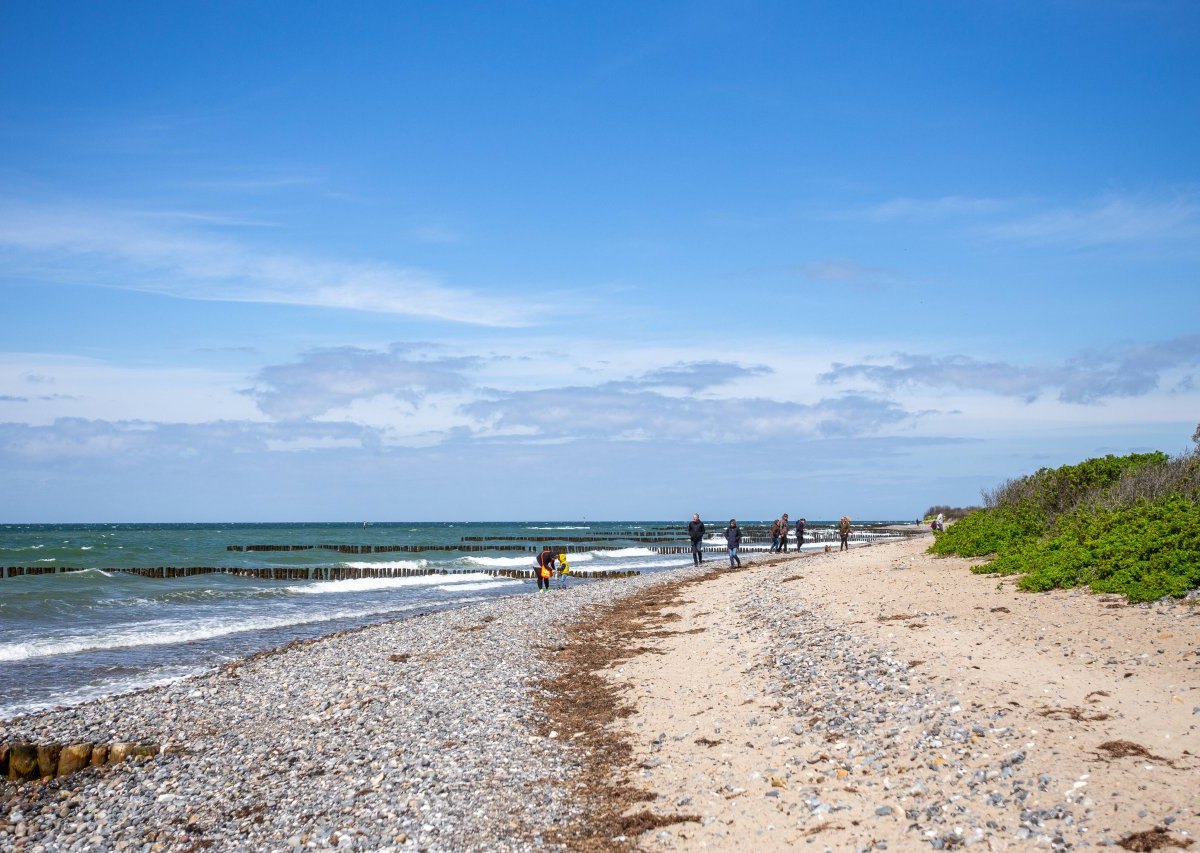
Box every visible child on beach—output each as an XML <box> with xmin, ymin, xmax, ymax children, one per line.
<box><xmin>556</xmin><ymin>552</ymin><xmax>570</xmax><ymax>588</ymax></box>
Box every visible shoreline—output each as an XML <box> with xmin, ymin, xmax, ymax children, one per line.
<box><xmin>3</xmin><ymin>537</ymin><xmax>1196</xmax><ymax>850</ymax></box>
<box><xmin>1</xmin><ymin>562</ymin><xmax>708</xmax><ymax>850</ymax></box>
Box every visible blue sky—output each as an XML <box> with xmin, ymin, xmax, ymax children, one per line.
<box><xmin>2</xmin><ymin>0</ymin><xmax>1198</xmax><ymax>522</ymax></box>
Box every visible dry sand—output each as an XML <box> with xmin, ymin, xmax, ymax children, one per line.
<box><xmin>550</xmin><ymin>535</ymin><xmax>1199</xmax><ymax>851</ymax></box>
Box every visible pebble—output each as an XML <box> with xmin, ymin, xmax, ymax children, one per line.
<box><xmin>0</xmin><ymin>567</ymin><xmax>711</xmax><ymax>851</ymax></box>
<box><xmin>732</xmin><ymin>564</ymin><xmax>1133</xmax><ymax>851</ymax></box>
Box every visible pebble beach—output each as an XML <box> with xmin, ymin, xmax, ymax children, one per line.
<box><xmin>3</xmin><ymin>535</ymin><xmax>1198</xmax><ymax>851</ymax></box>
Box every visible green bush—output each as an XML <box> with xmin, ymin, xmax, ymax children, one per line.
<box><xmin>934</xmin><ymin>445</ymin><xmax>1200</xmax><ymax>602</ymax></box>
<box><xmin>975</xmin><ymin>497</ymin><xmax>1200</xmax><ymax>602</ymax></box>
<box><xmin>929</xmin><ymin>505</ymin><xmax>1042</xmax><ymax>557</ymax></box>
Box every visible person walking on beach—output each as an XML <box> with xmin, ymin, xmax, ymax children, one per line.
<box><xmin>536</xmin><ymin>546</ymin><xmax>558</xmax><ymax>591</ymax></box>
<box><xmin>795</xmin><ymin>517</ymin><xmax>806</xmax><ymax>550</ymax></box>
<box><xmin>687</xmin><ymin>513</ymin><xmax>706</xmax><ymax>565</ymax></box>
<box><xmin>723</xmin><ymin>519</ymin><xmax>742</xmax><ymax>568</ymax></box>
<box><xmin>769</xmin><ymin>517</ymin><xmax>782</xmax><ymax>552</ymax></box>
<box><xmin>779</xmin><ymin>513</ymin><xmax>790</xmax><ymax>552</ymax></box>
<box><xmin>838</xmin><ymin>515</ymin><xmax>852</xmax><ymax>551</ymax></box>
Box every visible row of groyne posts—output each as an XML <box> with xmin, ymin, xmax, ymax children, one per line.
<box><xmin>2</xmin><ymin>740</ymin><xmax>159</xmax><ymax>783</ymax></box>
<box><xmin>1</xmin><ymin>525</ymin><xmax>918</xmax><ymax>582</ymax></box>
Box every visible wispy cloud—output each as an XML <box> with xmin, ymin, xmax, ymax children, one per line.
<box><xmin>820</xmin><ymin>334</ymin><xmax>1200</xmax><ymax>404</ymax></box>
<box><xmin>409</xmin><ymin>224</ymin><xmax>461</xmax><ymax>244</ymax></box>
<box><xmin>855</xmin><ymin>191</ymin><xmax>1200</xmax><ymax>251</ymax></box>
<box><xmin>863</xmin><ymin>195</ymin><xmax>1008</xmax><ymax>222</ymax></box>
<box><xmin>0</xmin><ymin>202</ymin><xmax>535</xmax><ymax>326</ymax></box>
<box><xmin>0</xmin><ymin>418</ymin><xmax>375</xmax><ymax>461</ymax></box>
<box><xmin>798</xmin><ymin>259</ymin><xmax>896</xmax><ymax>289</ymax></box>
<box><xmin>979</xmin><ymin>193</ymin><xmax>1200</xmax><ymax>249</ymax></box>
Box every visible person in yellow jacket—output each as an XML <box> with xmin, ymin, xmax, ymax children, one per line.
<box><xmin>556</xmin><ymin>552</ymin><xmax>571</xmax><ymax>589</ymax></box>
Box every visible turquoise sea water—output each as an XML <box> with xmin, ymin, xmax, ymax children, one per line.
<box><xmin>0</xmin><ymin>520</ymin><xmax>903</xmax><ymax>719</ymax></box>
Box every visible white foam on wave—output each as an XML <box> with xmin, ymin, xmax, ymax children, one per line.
<box><xmin>35</xmin><ymin>558</ymin><xmax>56</xmax><ymax>563</ymax></box>
<box><xmin>526</xmin><ymin>525</ymin><xmax>590</xmax><ymax>530</ymax></box>
<box><xmin>286</xmin><ymin>572</ymin><xmax>495</xmax><ymax>595</ymax></box>
<box><xmin>464</xmin><ymin>555</ymin><xmax>535</xmax><ymax>568</ymax></box>
<box><xmin>339</xmin><ymin>559</ymin><xmax>428</xmax><ymax>570</ymax></box>
<box><xmin>435</xmin><ymin>579</ymin><xmax>522</xmax><ymax>593</ymax></box>
<box><xmin>0</xmin><ymin>600</ymin><xmax>430</xmax><ymax>662</ymax></box>
<box><xmin>68</xmin><ymin>567</ymin><xmax>114</xmax><ymax>578</ymax></box>
<box><xmin>593</xmin><ymin>547</ymin><xmax>655</xmax><ymax>558</ymax></box>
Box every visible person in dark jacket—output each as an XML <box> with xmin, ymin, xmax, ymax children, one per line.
<box><xmin>535</xmin><ymin>546</ymin><xmax>558</xmax><ymax>591</ymax></box>
<box><xmin>687</xmin><ymin>513</ymin><xmax>706</xmax><ymax>566</ymax></box>
<box><xmin>795</xmin><ymin>517</ymin><xmax>806</xmax><ymax>550</ymax></box>
<box><xmin>723</xmin><ymin>519</ymin><xmax>742</xmax><ymax>568</ymax></box>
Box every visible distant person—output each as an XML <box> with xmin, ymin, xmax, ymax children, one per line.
<box><xmin>779</xmin><ymin>513</ymin><xmax>790</xmax><ymax>552</ymax></box>
<box><xmin>769</xmin><ymin>517</ymin><xmax>783</xmax><ymax>552</ymax></box>
<box><xmin>536</xmin><ymin>546</ymin><xmax>558</xmax><ymax>591</ymax></box>
<box><xmin>556</xmin><ymin>551</ymin><xmax>571</xmax><ymax>588</ymax></box>
<box><xmin>724</xmin><ymin>519</ymin><xmax>742</xmax><ymax>568</ymax></box>
<box><xmin>795</xmin><ymin>517</ymin><xmax>806</xmax><ymax>549</ymax></box>
<box><xmin>935</xmin><ymin>512</ymin><xmax>945</xmax><ymax>532</ymax></box>
<box><xmin>838</xmin><ymin>516</ymin><xmax>852</xmax><ymax>551</ymax></box>
<box><xmin>687</xmin><ymin>513</ymin><xmax>706</xmax><ymax>566</ymax></box>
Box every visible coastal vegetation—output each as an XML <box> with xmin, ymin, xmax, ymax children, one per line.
<box><xmin>921</xmin><ymin>504</ymin><xmax>980</xmax><ymax>523</ymax></box>
<box><xmin>930</xmin><ymin>426</ymin><xmax>1200</xmax><ymax>602</ymax></box>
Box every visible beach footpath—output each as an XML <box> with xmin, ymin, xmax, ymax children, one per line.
<box><xmin>3</xmin><ymin>537</ymin><xmax>1198</xmax><ymax>851</ymax></box>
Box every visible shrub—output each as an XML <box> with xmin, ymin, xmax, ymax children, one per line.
<box><xmin>972</xmin><ymin>497</ymin><xmax>1200</xmax><ymax>602</ymax></box>
<box><xmin>929</xmin><ymin>504</ymin><xmax>1042</xmax><ymax>557</ymax></box>
<box><xmin>935</xmin><ymin>436</ymin><xmax>1200</xmax><ymax>601</ymax></box>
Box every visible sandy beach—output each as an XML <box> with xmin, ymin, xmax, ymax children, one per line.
<box><xmin>548</xmin><ymin>535</ymin><xmax>1199</xmax><ymax>850</ymax></box>
<box><xmin>3</xmin><ymin>534</ymin><xmax>1198</xmax><ymax>851</ymax></box>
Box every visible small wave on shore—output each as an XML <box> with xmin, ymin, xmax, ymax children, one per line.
<box><xmin>286</xmin><ymin>573</ymin><xmax>497</xmax><ymax>595</ymax></box>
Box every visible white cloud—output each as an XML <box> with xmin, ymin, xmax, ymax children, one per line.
<box><xmin>0</xmin><ymin>202</ymin><xmax>534</xmax><ymax>326</ymax></box>
<box><xmin>248</xmin><ymin>345</ymin><xmax>478</xmax><ymax>420</ymax></box>
<box><xmin>819</xmin><ymin>335</ymin><xmax>1200</xmax><ymax>405</ymax></box>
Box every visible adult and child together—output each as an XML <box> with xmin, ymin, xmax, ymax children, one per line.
<box><xmin>688</xmin><ymin>513</ymin><xmax>854</xmax><ymax>569</ymax></box>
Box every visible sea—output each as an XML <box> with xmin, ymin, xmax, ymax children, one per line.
<box><xmin>0</xmin><ymin>520</ymin><xmax>905</xmax><ymax>721</ymax></box>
